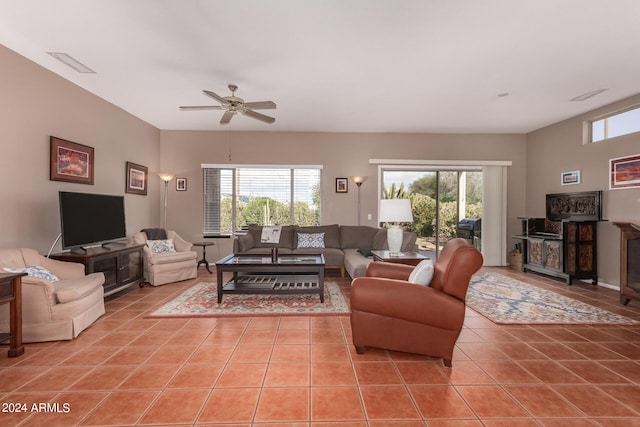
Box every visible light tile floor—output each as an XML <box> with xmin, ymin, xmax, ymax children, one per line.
<box><xmin>1</xmin><ymin>266</ymin><xmax>640</xmax><ymax>426</ymax></box>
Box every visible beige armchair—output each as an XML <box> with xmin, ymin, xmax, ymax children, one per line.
<box><xmin>0</xmin><ymin>248</ymin><xmax>105</xmax><ymax>342</ymax></box>
<box><xmin>132</xmin><ymin>230</ymin><xmax>197</xmax><ymax>286</ymax></box>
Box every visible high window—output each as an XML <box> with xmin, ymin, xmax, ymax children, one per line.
<box><xmin>591</xmin><ymin>106</ymin><xmax>640</xmax><ymax>142</ymax></box>
<box><xmin>202</xmin><ymin>165</ymin><xmax>322</xmax><ymax>235</ymax></box>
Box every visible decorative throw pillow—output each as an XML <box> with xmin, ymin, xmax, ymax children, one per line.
<box><xmin>147</xmin><ymin>239</ymin><xmax>176</xmax><ymax>254</ymax></box>
<box><xmin>407</xmin><ymin>259</ymin><xmax>434</xmax><ymax>286</ymax></box>
<box><xmin>3</xmin><ymin>265</ymin><xmax>59</xmax><ymax>282</ymax></box>
<box><xmin>297</xmin><ymin>232</ymin><xmax>325</xmax><ymax>249</ymax></box>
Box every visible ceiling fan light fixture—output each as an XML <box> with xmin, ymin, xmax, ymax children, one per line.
<box><xmin>46</xmin><ymin>52</ymin><xmax>95</xmax><ymax>73</ymax></box>
<box><xmin>181</xmin><ymin>84</ymin><xmax>276</xmax><ymax>125</ymax></box>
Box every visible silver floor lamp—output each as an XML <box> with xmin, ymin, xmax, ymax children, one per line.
<box><xmin>158</xmin><ymin>172</ymin><xmax>174</xmax><ymax>229</ymax></box>
<box><xmin>351</xmin><ymin>176</ymin><xmax>367</xmax><ymax>226</ymax></box>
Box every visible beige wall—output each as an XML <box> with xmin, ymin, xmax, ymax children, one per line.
<box><xmin>526</xmin><ymin>93</ymin><xmax>640</xmax><ymax>287</ymax></box>
<box><xmin>8</xmin><ymin>37</ymin><xmax>636</xmax><ymax>289</ymax></box>
<box><xmin>0</xmin><ymin>45</ymin><xmax>160</xmax><ymax>254</ymax></box>
<box><xmin>159</xmin><ymin>131</ymin><xmax>527</xmax><ymax>258</ymax></box>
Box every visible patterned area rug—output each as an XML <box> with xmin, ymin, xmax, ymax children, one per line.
<box><xmin>467</xmin><ymin>272</ymin><xmax>638</xmax><ymax>325</ymax></box>
<box><xmin>146</xmin><ymin>281</ymin><xmax>350</xmax><ymax>318</ymax></box>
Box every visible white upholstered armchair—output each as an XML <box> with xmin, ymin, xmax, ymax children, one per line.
<box><xmin>132</xmin><ymin>229</ymin><xmax>197</xmax><ymax>286</ymax></box>
<box><xmin>0</xmin><ymin>248</ymin><xmax>105</xmax><ymax>342</ymax></box>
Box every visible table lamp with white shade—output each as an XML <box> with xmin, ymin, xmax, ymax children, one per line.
<box><xmin>378</xmin><ymin>198</ymin><xmax>413</xmax><ymax>255</ymax></box>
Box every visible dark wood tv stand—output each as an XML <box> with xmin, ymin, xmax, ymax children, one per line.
<box><xmin>51</xmin><ymin>243</ymin><xmax>144</xmax><ymax>296</ymax></box>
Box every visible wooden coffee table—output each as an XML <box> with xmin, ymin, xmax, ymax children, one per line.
<box><xmin>371</xmin><ymin>250</ymin><xmax>430</xmax><ymax>266</ymax></box>
<box><xmin>215</xmin><ymin>253</ymin><xmax>325</xmax><ymax>303</ymax></box>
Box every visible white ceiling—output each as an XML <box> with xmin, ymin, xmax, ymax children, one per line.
<box><xmin>1</xmin><ymin>0</ymin><xmax>639</xmax><ymax>134</ymax></box>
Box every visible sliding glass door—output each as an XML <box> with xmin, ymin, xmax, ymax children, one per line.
<box><xmin>381</xmin><ymin>168</ymin><xmax>482</xmax><ymax>258</ymax></box>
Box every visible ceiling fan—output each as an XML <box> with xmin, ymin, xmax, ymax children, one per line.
<box><xmin>179</xmin><ymin>84</ymin><xmax>276</xmax><ymax>124</ymax></box>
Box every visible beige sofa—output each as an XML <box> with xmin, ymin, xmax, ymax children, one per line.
<box><xmin>132</xmin><ymin>230</ymin><xmax>197</xmax><ymax>286</ymax></box>
<box><xmin>233</xmin><ymin>224</ymin><xmax>418</xmax><ymax>279</ymax></box>
<box><xmin>0</xmin><ymin>248</ymin><xmax>105</xmax><ymax>343</ymax></box>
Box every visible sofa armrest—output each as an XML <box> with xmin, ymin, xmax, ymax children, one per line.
<box><xmin>234</xmin><ymin>233</ymin><xmax>254</xmax><ymax>253</ymax></box>
<box><xmin>170</xmin><ymin>232</ymin><xmax>193</xmax><ymax>252</ymax></box>
<box><xmin>365</xmin><ymin>262</ymin><xmax>414</xmax><ymax>280</ymax></box>
<box><xmin>351</xmin><ymin>277</ymin><xmax>465</xmax><ymax>331</ymax></box>
<box><xmin>21</xmin><ymin>276</ymin><xmax>57</xmax><ymax>309</ymax></box>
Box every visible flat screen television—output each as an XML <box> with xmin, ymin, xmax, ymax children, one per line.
<box><xmin>58</xmin><ymin>191</ymin><xmax>127</xmax><ymax>250</ymax></box>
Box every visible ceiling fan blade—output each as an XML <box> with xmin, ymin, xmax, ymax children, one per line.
<box><xmin>203</xmin><ymin>90</ymin><xmax>228</xmax><ymax>104</ymax></box>
<box><xmin>220</xmin><ymin>111</ymin><xmax>235</xmax><ymax>124</ymax></box>
<box><xmin>243</xmin><ymin>101</ymin><xmax>276</xmax><ymax>110</ymax></box>
<box><xmin>179</xmin><ymin>105</ymin><xmax>224</xmax><ymax>110</ymax></box>
<box><xmin>243</xmin><ymin>108</ymin><xmax>275</xmax><ymax>124</ymax></box>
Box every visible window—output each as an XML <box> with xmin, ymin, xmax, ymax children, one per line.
<box><xmin>591</xmin><ymin>106</ymin><xmax>640</xmax><ymax>142</ymax></box>
<box><xmin>202</xmin><ymin>165</ymin><xmax>321</xmax><ymax>235</ymax></box>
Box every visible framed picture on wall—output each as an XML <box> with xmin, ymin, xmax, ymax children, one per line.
<box><xmin>336</xmin><ymin>178</ymin><xmax>348</xmax><ymax>193</ymax></box>
<box><xmin>49</xmin><ymin>136</ymin><xmax>94</xmax><ymax>185</ymax></box>
<box><xmin>125</xmin><ymin>161</ymin><xmax>148</xmax><ymax>195</ymax></box>
<box><xmin>561</xmin><ymin>170</ymin><xmax>580</xmax><ymax>185</ymax></box>
<box><xmin>176</xmin><ymin>177</ymin><xmax>187</xmax><ymax>191</ymax></box>
<box><xmin>610</xmin><ymin>154</ymin><xmax>640</xmax><ymax>190</ymax></box>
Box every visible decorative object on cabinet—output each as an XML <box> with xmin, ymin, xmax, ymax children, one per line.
<box><xmin>49</xmin><ymin>136</ymin><xmax>94</xmax><ymax>185</ymax></box>
<box><xmin>513</xmin><ymin>191</ymin><xmax>602</xmax><ymax>285</ymax></box>
<box><xmin>176</xmin><ymin>177</ymin><xmax>187</xmax><ymax>191</ymax></box>
<box><xmin>561</xmin><ymin>170</ymin><xmax>580</xmax><ymax>185</ymax></box>
<box><xmin>609</xmin><ymin>153</ymin><xmax>640</xmax><ymax>190</ymax></box>
<box><xmin>613</xmin><ymin>222</ymin><xmax>640</xmax><ymax>305</ymax></box>
<box><xmin>125</xmin><ymin>161</ymin><xmax>148</xmax><ymax>195</ymax></box>
<box><xmin>335</xmin><ymin>178</ymin><xmax>348</xmax><ymax>193</ymax></box>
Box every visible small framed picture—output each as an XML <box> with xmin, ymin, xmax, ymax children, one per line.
<box><xmin>176</xmin><ymin>177</ymin><xmax>187</xmax><ymax>191</ymax></box>
<box><xmin>336</xmin><ymin>178</ymin><xmax>348</xmax><ymax>193</ymax></box>
<box><xmin>50</xmin><ymin>136</ymin><xmax>94</xmax><ymax>185</ymax></box>
<box><xmin>610</xmin><ymin>154</ymin><xmax>640</xmax><ymax>190</ymax></box>
<box><xmin>125</xmin><ymin>161</ymin><xmax>148</xmax><ymax>195</ymax></box>
<box><xmin>561</xmin><ymin>170</ymin><xmax>580</xmax><ymax>185</ymax></box>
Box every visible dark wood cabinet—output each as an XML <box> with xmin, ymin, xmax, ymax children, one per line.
<box><xmin>565</xmin><ymin>221</ymin><xmax>598</xmax><ymax>280</ymax></box>
<box><xmin>613</xmin><ymin>222</ymin><xmax>640</xmax><ymax>305</ymax></box>
<box><xmin>515</xmin><ymin>218</ymin><xmax>598</xmax><ymax>285</ymax></box>
<box><xmin>514</xmin><ymin>191</ymin><xmax>602</xmax><ymax>285</ymax></box>
<box><xmin>51</xmin><ymin>244</ymin><xmax>144</xmax><ymax>296</ymax></box>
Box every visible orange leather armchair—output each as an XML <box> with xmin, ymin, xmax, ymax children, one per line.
<box><xmin>350</xmin><ymin>238</ymin><xmax>483</xmax><ymax>367</ymax></box>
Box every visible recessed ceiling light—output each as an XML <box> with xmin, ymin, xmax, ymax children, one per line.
<box><xmin>570</xmin><ymin>89</ymin><xmax>607</xmax><ymax>101</ymax></box>
<box><xmin>46</xmin><ymin>52</ymin><xmax>95</xmax><ymax>73</ymax></box>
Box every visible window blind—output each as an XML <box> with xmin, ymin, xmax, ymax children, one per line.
<box><xmin>202</xmin><ymin>165</ymin><xmax>321</xmax><ymax>235</ymax></box>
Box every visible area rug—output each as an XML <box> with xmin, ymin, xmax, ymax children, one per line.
<box><xmin>467</xmin><ymin>272</ymin><xmax>638</xmax><ymax>325</ymax></box>
<box><xmin>146</xmin><ymin>281</ymin><xmax>350</xmax><ymax>318</ymax></box>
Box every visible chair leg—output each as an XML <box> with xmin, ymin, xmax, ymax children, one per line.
<box><xmin>355</xmin><ymin>345</ymin><xmax>366</xmax><ymax>354</ymax></box>
<box><xmin>443</xmin><ymin>358</ymin><xmax>452</xmax><ymax>367</ymax></box>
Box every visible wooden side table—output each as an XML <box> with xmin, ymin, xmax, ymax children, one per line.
<box><xmin>0</xmin><ymin>272</ymin><xmax>26</xmax><ymax>357</ymax></box>
<box><xmin>194</xmin><ymin>242</ymin><xmax>215</xmax><ymax>274</ymax></box>
<box><xmin>371</xmin><ymin>250</ymin><xmax>430</xmax><ymax>266</ymax></box>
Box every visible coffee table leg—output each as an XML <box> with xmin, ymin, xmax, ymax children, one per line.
<box><xmin>319</xmin><ymin>268</ymin><xmax>325</xmax><ymax>303</ymax></box>
<box><xmin>217</xmin><ymin>269</ymin><xmax>223</xmax><ymax>303</ymax></box>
